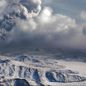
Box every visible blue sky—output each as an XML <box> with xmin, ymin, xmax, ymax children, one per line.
<box><xmin>44</xmin><ymin>0</ymin><xmax>86</xmax><ymax>19</ymax></box>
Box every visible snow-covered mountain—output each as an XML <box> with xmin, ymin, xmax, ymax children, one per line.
<box><xmin>0</xmin><ymin>55</ymin><xmax>86</xmax><ymax>86</ymax></box>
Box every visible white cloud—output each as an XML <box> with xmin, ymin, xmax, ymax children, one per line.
<box><xmin>80</xmin><ymin>11</ymin><xmax>86</xmax><ymax>20</ymax></box>
<box><xmin>7</xmin><ymin>7</ymin><xmax>78</xmax><ymax>49</ymax></box>
<box><xmin>19</xmin><ymin>0</ymin><xmax>42</xmax><ymax>18</ymax></box>
<box><xmin>36</xmin><ymin>7</ymin><xmax>76</xmax><ymax>34</ymax></box>
<box><xmin>0</xmin><ymin>0</ymin><xmax>7</xmax><ymax>14</ymax></box>
<box><xmin>13</xmin><ymin>7</ymin><xmax>86</xmax><ymax>50</ymax></box>
<box><xmin>15</xmin><ymin>7</ymin><xmax>76</xmax><ymax>33</ymax></box>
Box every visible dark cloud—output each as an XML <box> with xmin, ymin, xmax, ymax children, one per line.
<box><xmin>0</xmin><ymin>0</ymin><xmax>42</xmax><ymax>39</ymax></box>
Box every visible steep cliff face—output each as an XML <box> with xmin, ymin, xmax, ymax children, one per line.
<box><xmin>0</xmin><ymin>55</ymin><xmax>86</xmax><ymax>86</ymax></box>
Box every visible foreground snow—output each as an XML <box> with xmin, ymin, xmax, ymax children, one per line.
<box><xmin>0</xmin><ymin>55</ymin><xmax>86</xmax><ymax>86</ymax></box>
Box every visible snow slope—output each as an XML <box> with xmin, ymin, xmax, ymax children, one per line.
<box><xmin>0</xmin><ymin>55</ymin><xmax>86</xmax><ymax>86</ymax></box>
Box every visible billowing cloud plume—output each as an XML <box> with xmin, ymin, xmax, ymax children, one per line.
<box><xmin>0</xmin><ymin>0</ymin><xmax>86</xmax><ymax>53</ymax></box>
<box><xmin>0</xmin><ymin>0</ymin><xmax>42</xmax><ymax>39</ymax></box>
<box><xmin>5</xmin><ymin>0</ymin><xmax>42</xmax><ymax>19</ymax></box>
